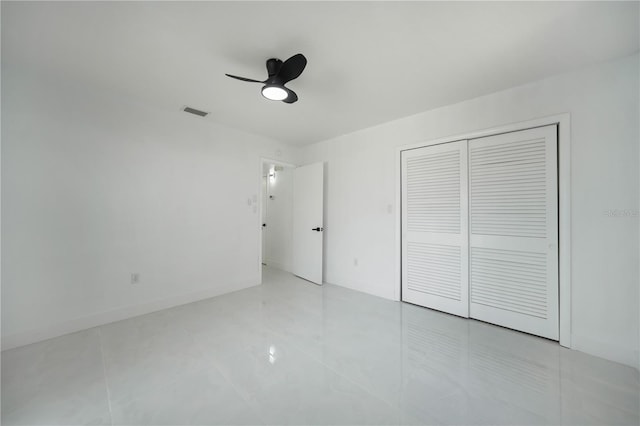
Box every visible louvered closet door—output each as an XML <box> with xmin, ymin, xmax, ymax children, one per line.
<box><xmin>401</xmin><ymin>141</ymin><xmax>469</xmax><ymax>317</ymax></box>
<box><xmin>468</xmin><ymin>125</ymin><xmax>558</xmax><ymax>340</ymax></box>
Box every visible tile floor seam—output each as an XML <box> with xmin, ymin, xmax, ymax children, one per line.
<box><xmin>183</xmin><ymin>327</ymin><xmax>267</xmax><ymax>426</ymax></box>
<box><xmin>97</xmin><ymin>327</ymin><xmax>114</xmax><ymax>426</ymax></box>
<box><xmin>3</xmin><ymin>267</ymin><xmax>639</xmax><ymax>426</ymax></box>
<box><xmin>251</xmin><ymin>296</ymin><xmax>411</xmax><ymax>412</ymax></box>
<box><xmin>257</xmin><ymin>320</ymin><xmax>403</xmax><ymax>420</ymax></box>
<box><xmin>194</xmin><ymin>315</ymin><xmax>400</xmax><ymax>425</ymax></box>
<box><xmin>202</xmin><ymin>344</ymin><xmax>268</xmax><ymax>425</ymax></box>
<box><xmin>104</xmin><ymin>327</ymin><xmax>215</xmax><ymax>410</ymax></box>
<box><xmin>303</xmin><ymin>354</ymin><xmax>402</xmax><ymax>418</ymax></box>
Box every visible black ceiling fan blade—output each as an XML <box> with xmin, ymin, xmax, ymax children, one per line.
<box><xmin>282</xmin><ymin>88</ymin><xmax>298</xmax><ymax>104</ymax></box>
<box><xmin>277</xmin><ymin>54</ymin><xmax>307</xmax><ymax>84</ymax></box>
<box><xmin>225</xmin><ymin>73</ymin><xmax>264</xmax><ymax>83</ymax></box>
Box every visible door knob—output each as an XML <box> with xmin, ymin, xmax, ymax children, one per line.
<box><xmin>311</xmin><ymin>227</ymin><xmax>324</xmax><ymax>232</ymax></box>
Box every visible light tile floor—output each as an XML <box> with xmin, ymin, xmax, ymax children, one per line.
<box><xmin>2</xmin><ymin>267</ymin><xmax>639</xmax><ymax>425</ymax></box>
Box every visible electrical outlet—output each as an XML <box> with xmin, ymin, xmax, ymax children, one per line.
<box><xmin>131</xmin><ymin>273</ymin><xmax>140</xmax><ymax>284</ymax></box>
<box><xmin>354</xmin><ymin>258</ymin><xmax>358</xmax><ymax>267</ymax></box>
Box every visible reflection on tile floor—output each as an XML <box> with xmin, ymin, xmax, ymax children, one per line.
<box><xmin>2</xmin><ymin>267</ymin><xmax>639</xmax><ymax>425</ymax></box>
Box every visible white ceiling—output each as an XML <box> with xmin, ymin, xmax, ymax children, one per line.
<box><xmin>3</xmin><ymin>1</ymin><xmax>638</xmax><ymax>145</ymax></box>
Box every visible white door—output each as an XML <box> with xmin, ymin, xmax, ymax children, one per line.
<box><xmin>261</xmin><ymin>175</ymin><xmax>268</xmax><ymax>264</ymax></box>
<box><xmin>401</xmin><ymin>141</ymin><xmax>469</xmax><ymax>317</ymax></box>
<box><xmin>468</xmin><ymin>125</ymin><xmax>558</xmax><ymax>340</ymax></box>
<box><xmin>292</xmin><ymin>162</ymin><xmax>324</xmax><ymax>284</ymax></box>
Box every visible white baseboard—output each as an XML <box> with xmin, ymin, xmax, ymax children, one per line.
<box><xmin>263</xmin><ymin>259</ymin><xmax>291</xmax><ymax>274</ymax></box>
<box><xmin>1</xmin><ymin>279</ymin><xmax>260</xmax><ymax>351</ymax></box>
<box><xmin>571</xmin><ymin>334</ymin><xmax>639</xmax><ymax>370</ymax></box>
<box><xmin>6</xmin><ymin>279</ymin><xmax>637</xmax><ymax>374</ymax></box>
<box><xmin>327</xmin><ymin>280</ymin><xmax>639</xmax><ymax>372</ymax></box>
<box><xmin>325</xmin><ymin>279</ymin><xmax>396</xmax><ymax>301</ymax></box>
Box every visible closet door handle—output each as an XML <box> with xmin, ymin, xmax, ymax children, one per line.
<box><xmin>312</xmin><ymin>227</ymin><xmax>324</xmax><ymax>232</ymax></box>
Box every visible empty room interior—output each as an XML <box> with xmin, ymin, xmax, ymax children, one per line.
<box><xmin>1</xmin><ymin>1</ymin><xmax>640</xmax><ymax>425</ymax></box>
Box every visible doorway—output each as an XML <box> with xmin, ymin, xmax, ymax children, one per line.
<box><xmin>258</xmin><ymin>159</ymin><xmax>325</xmax><ymax>286</ymax></box>
<box><xmin>260</xmin><ymin>160</ymin><xmax>295</xmax><ymax>275</ymax></box>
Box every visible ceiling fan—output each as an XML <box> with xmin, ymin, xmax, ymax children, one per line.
<box><xmin>225</xmin><ymin>53</ymin><xmax>307</xmax><ymax>104</ymax></box>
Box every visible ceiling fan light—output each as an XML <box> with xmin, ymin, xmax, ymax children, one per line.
<box><xmin>261</xmin><ymin>85</ymin><xmax>288</xmax><ymax>101</ymax></box>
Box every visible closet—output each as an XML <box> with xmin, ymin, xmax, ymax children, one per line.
<box><xmin>401</xmin><ymin>125</ymin><xmax>559</xmax><ymax>340</ymax></box>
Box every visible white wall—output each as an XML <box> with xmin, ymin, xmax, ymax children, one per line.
<box><xmin>264</xmin><ymin>167</ymin><xmax>294</xmax><ymax>272</ymax></box>
<box><xmin>302</xmin><ymin>54</ymin><xmax>640</xmax><ymax>368</ymax></box>
<box><xmin>1</xmin><ymin>67</ymin><xmax>298</xmax><ymax>349</ymax></box>
<box><xmin>2</xmin><ymin>52</ymin><xmax>638</xmax><ymax>371</ymax></box>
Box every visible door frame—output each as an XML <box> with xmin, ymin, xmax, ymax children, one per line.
<box><xmin>394</xmin><ymin>113</ymin><xmax>572</xmax><ymax>348</ymax></box>
<box><xmin>258</xmin><ymin>157</ymin><xmax>297</xmax><ymax>284</ymax></box>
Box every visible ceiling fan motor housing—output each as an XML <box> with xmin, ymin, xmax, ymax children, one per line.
<box><xmin>266</xmin><ymin>58</ymin><xmax>283</xmax><ymax>78</ymax></box>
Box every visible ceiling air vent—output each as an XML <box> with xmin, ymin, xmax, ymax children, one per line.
<box><xmin>183</xmin><ymin>106</ymin><xmax>209</xmax><ymax>117</ymax></box>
